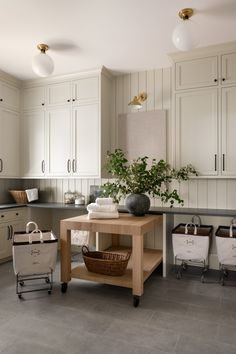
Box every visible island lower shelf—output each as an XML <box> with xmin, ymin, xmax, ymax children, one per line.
<box><xmin>71</xmin><ymin>247</ymin><xmax>163</xmax><ymax>289</ymax></box>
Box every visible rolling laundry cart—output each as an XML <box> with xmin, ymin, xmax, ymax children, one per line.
<box><xmin>215</xmin><ymin>218</ymin><xmax>236</xmax><ymax>285</ymax></box>
<box><xmin>12</xmin><ymin>221</ymin><xmax>58</xmax><ymax>299</ymax></box>
<box><xmin>172</xmin><ymin>216</ymin><xmax>213</xmax><ymax>282</ymax></box>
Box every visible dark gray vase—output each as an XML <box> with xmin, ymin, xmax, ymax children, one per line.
<box><xmin>125</xmin><ymin>193</ymin><xmax>150</xmax><ymax>216</ymax></box>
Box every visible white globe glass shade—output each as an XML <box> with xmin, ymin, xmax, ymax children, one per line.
<box><xmin>172</xmin><ymin>19</ymin><xmax>199</xmax><ymax>51</ymax></box>
<box><xmin>32</xmin><ymin>52</ymin><xmax>54</xmax><ymax>77</ymax></box>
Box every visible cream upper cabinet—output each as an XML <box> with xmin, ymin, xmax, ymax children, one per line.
<box><xmin>72</xmin><ymin>76</ymin><xmax>99</xmax><ymax>104</ymax></box>
<box><xmin>0</xmin><ymin>81</ymin><xmax>20</xmax><ymax>111</ymax></box>
<box><xmin>45</xmin><ymin>106</ymin><xmax>72</xmax><ymax>177</ymax></box>
<box><xmin>175</xmin><ymin>56</ymin><xmax>218</xmax><ymax>90</ymax></box>
<box><xmin>221</xmin><ymin>86</ymin><xmax>236</xmax><ymax>176</ymax></box>
<box><xmin>0</xmin><ymin>109</ymin><xmax>20</xmax><ymax>177</ymax></box>
<box><xmin>22</xmin><ymin>110</ymin><xmax>45</xmax><ymax>177</ymax></box>
<box><xmin>175</xmin><ymin>89</ymin><xmax>218</xmax><ymax>176</ymax></box>
<box><xmin>47</xmin><ymin>81</ymin><xmax>71</xmax><ymax>106</ymax></box>
<box><xmin>21</xmin><ymin>69</ymin><xmax>112</xmax><ymax>178</ymax></box>
<box><xmin>23</xmin><ymin>86</ymin><xmax>46</xmax><ymax>110</ymax></box>
<box><xmin>221</xmin><ymin>52</ymin><xmax>236</xmax><ymax>85</ymax></box>
<box><xmin>73</xmin><ymin>103</ymin><xmax>99</xmax><ymax>177</ymax></box>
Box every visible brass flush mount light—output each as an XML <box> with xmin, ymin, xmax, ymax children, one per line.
<box><xmin>32</xmin><ymin>43</ymin><xmax>54</xmax><ymax>77</ymax></box>
<box><xmin>128</xmin><ymin>92</ymin><xmax>147</xmax><ymax>109</ymax></box>
<box><xmin>172</xmin><ymin>8</ymin><xmax>199</xmax><ymax>51</ymax></box>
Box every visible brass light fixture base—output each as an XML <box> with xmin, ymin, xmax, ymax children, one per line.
<box><xmin>37</xmin><ymin>43</ymin><xmax>49</xmax><ymax>53</ymax></box>
<box><xmin>178</xmin><ymin>8</ymin><xmax>193</xmax><ymax>20</ymax></box>
<box><xmin>128</xmin><ymin>92</ymin><xmax>148</xmax><ymax>107</ymax></box>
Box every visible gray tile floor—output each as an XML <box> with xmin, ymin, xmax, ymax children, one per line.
<box><xmin>1</xmin><ymin>260</ymin><xmax>236</xmax><ymax>354</ymax></box>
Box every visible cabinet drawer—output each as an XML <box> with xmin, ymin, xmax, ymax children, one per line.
<box><xmin>0</xmin><ymin>208</ymin><xmax>26</xmax><ymax>223</ymax></box>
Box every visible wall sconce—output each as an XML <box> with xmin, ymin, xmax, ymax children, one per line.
<box><xmin>128</xmin><ymin>92</ymin><xmax>147</xmax><ymax>109</ymax></box>
<box><xmin>172</xmin><ymin>8</ymin><xmax>199</xmax><ymax>51</ymax></box>
<box><xmin>32</xmin><ymin>43</ymin><xmax>54</xmax><ymax>77</ymax></box>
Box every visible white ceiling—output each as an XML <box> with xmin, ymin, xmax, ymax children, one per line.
<box><xmin>1</xmin><ymin>0</ymin><xmax>236</xmax><ymax>80</ymax></box>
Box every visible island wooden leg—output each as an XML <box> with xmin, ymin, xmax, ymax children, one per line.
<box><xmin>60</xmin><ymin>222</ymin><xmax>72</xmax><ymax>289</ymax></box>
<box><xmin>132</xmin><ymin>234</ymin><xmax>144</xmax><ymax>304</ymax></box>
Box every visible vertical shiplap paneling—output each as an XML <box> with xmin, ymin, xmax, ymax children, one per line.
<box><xmin>197</xmin><ymin>179</ymin><xmax>208</xmax><ymax>208</ymax></box>
<box><xmin>123</xmin><ymin>74</ymin><xmax>131</xmax><ymax>115</ymax></box>
<box><xmin>162</xmin><ymin>67</ymin><xmax>172</xmax><ymax>164</ymax></box>
<box><xmin>227</xmin><ymin>180</ymin><xmax>236</xmax><ymax>209</ymax></box>
<box><xmin>216</xmin><ymin>179</ymin><xmax>227</xmax><ymax>209</ymax></box>
<box><xmin>146</xmin><ymin>70</ymin><xmax>155</xmax><ymax>112</ymax></box>
<box><xmin>130</xmin><ymin>73</ymin><xmax>139</xmax><ymax>114</ymax></box>
<box><xmin>179</xmin><ymin>180</ymin><xmax>189</xmax><ymax>208</ymax></box>
<box><xmin>115</xmin><ymin>75</ymin><xmax>124</xmax><ymax>148</ymax></box>
<box><xmin>207</xmin><ymin>179</ymin><xmax>217</xmax><ymax>208</ymax></box>
<box><xmin>138</xmin><ymin>71</ymin><xmax>147</xmax><ymax>112</ymax></box>
<box><xmin>154</xmin><ymin>69</ymin><xmax>163</xmax><ymax>110</ymax></box>
<box><xmin>110</xmin><ymin>79</ymin><xmax>117</xmax><ymax>151</ymax></box>
<box><xmin>188</xmin><ymin>180</ymin><xmax>198</xmax><ymax>208</ymax></box>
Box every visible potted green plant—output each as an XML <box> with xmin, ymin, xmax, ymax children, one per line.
<box><xmin>101</xmin><ymin>149</ymin><xmax>197</xmax><ymax>216</ymax></box>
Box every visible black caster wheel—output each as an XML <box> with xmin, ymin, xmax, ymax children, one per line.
<box><xmin>19</xmin><ymin>281</ymin><xmax>24</xmax><ymax>286</ymax></box>
<box><xmin>176</xmin><ymin>271</ymin><xmax>182</xmax><ymax>280</ymax></box>
<box><xmin>48</xmin><ymin>290</ymin><xmax>51</xmax><ymax>295</ymax></box>
<box><xmin>133</xmin><ymin>296</ymin><xmax>140</xmax><ymax>308</ymax></box>
<box><xmin>61</xmin><ymin>283</ymin><xmax>68</xmax><ymax>293</ymax></box>
<box><xmin>223</xmin><ymin>270</ymin><xmax>229</xmax><ymax>278</ymax></box>
<box><xmin>45</xmin><ymin>277</ymin><xmax>50</xmax><ymax>284</ymax></box>
<box><xmin>18</xmin><ymin>294</ymin><xmax>22</xmax><ymax>299</ymax></box>
<box><xmin>182</xmin><ymin>262</ymin><xmax>188</xmax><ymax>271</ymax></box>
<box><xmin>221</xmin><ymin>277</ymin><xmax>225</xmax><ymax>286</ymax></box>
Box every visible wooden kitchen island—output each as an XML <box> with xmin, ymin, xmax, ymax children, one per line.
<box><xmin>60</xmin><ymin>213</ymin><xmax>162</xmax><ymax>307</ymax></box>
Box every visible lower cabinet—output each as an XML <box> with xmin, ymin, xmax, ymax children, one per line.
<box><xmin>0</xmin><ymin>208</ymin><xmax>26</xmax><ymax>263</ymax></box>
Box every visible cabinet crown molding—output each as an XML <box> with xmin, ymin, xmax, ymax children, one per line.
<box><xmin>169</xmin><ymin>40</ymin><xmax>236</xmax><ymax>63</ymax></box>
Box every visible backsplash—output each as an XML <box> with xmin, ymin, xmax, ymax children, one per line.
<box><xmin>0</xmin><ymin>179</ymin><xmax>23</xmax><ymax>203</ymax></box>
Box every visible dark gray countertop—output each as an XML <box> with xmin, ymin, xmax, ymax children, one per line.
<box><xmin>1</xmin><ymin>202</ymin><xmax>236</xmax><ymax>217</ymax></box>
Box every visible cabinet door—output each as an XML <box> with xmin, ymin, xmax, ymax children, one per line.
<box><xmin>46</xmin><ymin>106</ymin><xmax>72</xmax><ymax>176</ymax></box>
<box><xmin>47</xmin><ymin>81</ymin><xmax>71</xmax><ymax>106</ymax></box>
<box><xmin>0</xmin><ymin>109</ymin><xmax>20</xmax><ymax>177</ymax></box>
<box><xmin>0</xmin><ymin>224</ymin><xmax>11</xmax><ymax>260</ymax></box>
<box><xmin>175</xmin><ymin>56</ymin><xmax>218</xmax><ymax>90</ymax></box>
<box><xmin>176</xmin><ymin>89</ymin><xmax>218</xmax><ymax>176</ymax></box>
<box><xmin>73</xmin><ymin>103</ymin><xmax>99</xmax><ymax>177</ymax></box>
<box><xmin>23</xmin><ymin>86</ymin><xmax>45</xmax><ymax>110</ymax></box>
<box><xmin>221</xmin><ymin>86</ymin><xmax>236</xmax><ymax>176</ymax></box>
<box><xmin>72</xmin><ymin>76</ymin><xmax>99</xmax><ymax>104</ymax></box>
<box><xmin>221</xmin><ymin>52</ymin><xmax>236</xmax><ymax>85</ymax></box>
<box><xmin>22</xmin><ymin>110</ymin><xmax>45</xmax><ymax>177</ymax></box>
<box><xmin>0</xmin><ymin>82</ymin><xmax>20</xmax><ymax>111</ymax></box>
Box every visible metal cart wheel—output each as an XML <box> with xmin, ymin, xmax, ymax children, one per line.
<box><xmin>19</xmin><ymin>281</ymin><xmax>24</xmax><ymax>286</ymax></box>
<box><xmin>133</xmin><ymin>295</ymin><xmax>140</xmax><ymax>307</ymax></box>
<box><xmin>18</xmin><ymin>294</ymin><xmax>22</xmax><ymax>299</ymax></box>
<box><xmin>182</xmin><ymin>262</ymin><xmax>188</xmax><ymax>271</ymax></box>
<box><xmin>45</xmin><ymin>277</ymin><xmax>50</xmax><ymax>284</ymax></box>
<box><xmin>48</xmin><ymin>290</ymin><xmax>51</xmax><ymax>295</ymax></box>
<box><xmin>61</xmin><ymin>282</ymin><xmax>68</xmax><ymax>293</ymax></box>
<box><xmin>176</xmin><ymin>269</ymin><xmax>182</xmax><ymax>280</ymax></box>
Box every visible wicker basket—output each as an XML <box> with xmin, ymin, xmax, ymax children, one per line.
<box><xmin>9</xmin><ymin>190</ymin><xmax>28</xmax><ymax>204</ymax></box>
<box><xmin>82</xmin><ymin>245</ymin><xmax>131</xmax><ymax>276</ymax></box>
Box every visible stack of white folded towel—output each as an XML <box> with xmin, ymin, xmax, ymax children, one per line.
<box><xmin>87</xmin><ymin>197</ymin><xmax>119</xmax><ymax>219</ymax></box>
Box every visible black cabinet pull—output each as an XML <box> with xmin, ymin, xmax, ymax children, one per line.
<box><xmin>1</xmin><ymin>214</ymin><xmax>4</xmax><ymax>218</ymax></box>
<box><xmin>0</xmin><ymin>98</ymin><xmax>3</xmax><ymax>102</ymax></box>
<box><xmin>42</xmin><ymin>103</ymin><xmax>45</xmax><ymax>106</ymax></box>
<box><xmin>0</xmin><ymin>158</ymin><xmax>3</xmax><ymax>172</ymax></box>
<box><xmin>214</xmin><ymin>79</ymin><xmax>218</xmax><ymax>82</ymax></box>
<box><xmin>214</xmin><ymin>154</ymin><xmax>217</xmax><ymax>171</ymax></box>
<box><xmin>222</xmin><ymin>78</ymin><xmax>226</xmax><ymax>81</ymax></box>
<box><xmin>67</xmin><ymin>99</ymin><xmax>71</xmax><ymax>102</ymax></box>
<box><xmin>223</xmin><ymin>154</ymin><xmax>225</xmax><ymax>171</ymax></box>
<box><xmin>72</xmin><ymin>98</ymin><xmax>75</xmax><ymax>102</ymax></box>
